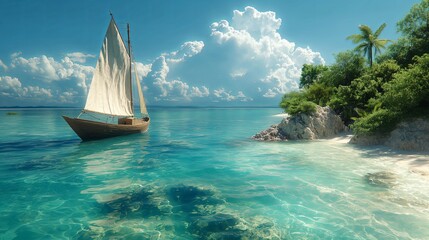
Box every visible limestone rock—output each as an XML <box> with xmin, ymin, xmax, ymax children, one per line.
<box><xmin>385</xmin><ymin>118</ymin><xmax>429</xmax><ymax>151</ymax></box>
<box><xmin>252</xmin><ymin>106</ymin><xmax>346</xmax><ymax>141</ymax></box>
<box><xmin>350</xmin><ymin>118</ymin><xmax>429</xmax><ymax>151</ymax></box>
<box><xmin>252</xmin><ymin>124</ymin><xmax>286</xmax><ymax>141</ymax></box>
<box><xmin>349</xmin><ymin>134</ymin><xmax>387</xmax><ymax>146</ymax></box>
<box><xmin>277</xmin><ymin>106</ymin><xmax>346</xmax><ymax>140</ymax></box>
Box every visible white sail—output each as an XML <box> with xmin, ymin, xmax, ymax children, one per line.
<box><xmin>134</xmin><ymin>64</ymin><xmax>148</xmax><ymax>115</ymax></box>
<box><xmin>84</xmin><ymin>19</ymin><xmax>133</xmax><ymax>116</ymax></box>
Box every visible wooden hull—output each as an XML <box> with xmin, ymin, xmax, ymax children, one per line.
<box><xmin>63</xmin><ymin>116</ymin><xmax>149</xmax><ymax>141</ymax></box>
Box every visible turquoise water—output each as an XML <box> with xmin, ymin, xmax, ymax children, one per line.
<box><xmin>0</xmin><ymin>108</ymin><xmax>429</xmax><ymax>239</ymax></box>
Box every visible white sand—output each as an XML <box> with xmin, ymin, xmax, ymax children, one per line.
<box><xmin>326</xmin><ymin>134</ymin><xmax>429</xmax><ymax>179</ymax></box>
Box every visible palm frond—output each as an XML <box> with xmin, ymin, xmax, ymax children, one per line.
<box><xmin>359</xmin><ymin>25</ymin><xmax>373</xmax><ymax>36</ymax></box>
<box><xmin>355</xmin><ymin>42</ymin><xmax>368</xmax><ymax>51</ymax></box>
<box><xmin>346</xmin><ymin>34</ymin><xmax>364</xmax><ymax>43</ymax></box>
<box><xmin>374</xmin><ymin>23</ymin><xmax>387</xmax><ymax>38</ymax></box>
<box><xmin>375</xmin><ymin>39</ymin><xmax>391</xmax><ymax>47</ymax></box>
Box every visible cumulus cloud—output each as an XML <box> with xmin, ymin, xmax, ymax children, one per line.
<box><xmin>0</xmin><ymin>52</ymin><xmax>96</xmax><ymax>105</ymax></box>
<box><xmin>0</xmin><ymin>75</ymin><xmax>52</xmax><ymax>100</ymax></box>
<box><xmin>189</xmin><ymin>86</ymin><xmax>210</xmax><ymax>97</ymax></box>
<box><xmin>23</xmin><ymin>85</ymin><xmax>53</xmax><ymax>98</ymax></box>
<box><xmin>213</xmin><ymin>88</ymin><xmax>253</xmax><ymax>102</ymax></box>
<box><xmin>65</xmin><ymin>52</ymin><xmax>95</xmax><ymax>63</ymax></box>
<box><xmin>0</xmin><ymin>76</ymin><xmax>22</xmax><ymax>96</ymax></box>
<box><xmin>10</xmin><ymin>54</ymin><xmax>93</xmax><ymax>94</ymax></box>
<box><xmin>59</xmin><ymin>90</ymin><xmax>79</xmax><ymax>103</ymax></box>
<box><xmin>134</xmin><ymin>62</ymin><xmax>152</xmax><ymax>79</ymax></box>
<box><xmin>167</xmin><ymin>41</ymin><xmax>205</xmax><ymax>63</ymax></box>
<box><xmin>0</xmin><ymin>59</ymin><xmax>7</xmax><ymax>71</ymax></box>
<box><xmin>146</xmin><ymin>41</ymin><xmax>209</xmax><ymax>102</ymax></box>
<box><xmin>210</xmin><ymin>6</ymin><xmax>325</xmax><ymax>99</ymax></box>
<box><xmin>11</xmin><ymin>55</ymin><xmax>59</xmax><ymax>81</ymax></box>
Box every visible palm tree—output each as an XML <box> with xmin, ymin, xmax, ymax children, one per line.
<box><xmin>347</xmin><ymin>23</ymin><xmax>390</xmax><ymax>67</ymax></box>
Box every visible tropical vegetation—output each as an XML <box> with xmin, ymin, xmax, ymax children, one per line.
<box><xmin>280</xmin><ymin>0</ymin><xmax>429</xmax><ymax>136</ymax></box>
<box><xmin>347</xmin><ymin>23</ymin><xmax>390</xmax><ymax>67</ymax></box>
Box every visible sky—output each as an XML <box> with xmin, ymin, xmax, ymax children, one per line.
<box><xmin>0</xmin><ymin>0</ymin><xmax>421</xmax><ymax>107</ymax></box>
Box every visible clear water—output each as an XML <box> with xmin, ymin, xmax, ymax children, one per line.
<box><xmin>0</xmin><ymin>108</ymin><xmax>428</xmax><ymax>239</ymax></box>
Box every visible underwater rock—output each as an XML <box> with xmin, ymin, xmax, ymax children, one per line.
<box><xmin>188</xmin><ymin>214</ymin><xmax>282</xmax><ymax>240</ymax></box>
<box><xmin>101</xmin><ymin>186</ymin><xmax>172</xmax><ymax>218</ymax></box>
<box><xmin>364</xmin><ymin>171</ymin><xmax>398</xmax><ymax>188</ymax></box>
<box><xmin>167</xmin><ymin>184</ymin><xmax>282</xmax><ymax>239</ymax></box>
<box><xmin>168</xmin><ymin>184</ymin><xmax>224</xmax><ymax>214</ymax></box>
<box><xmin>169</xmin><ymin>185</ymin><xmax>215</xmax><ymax>204</ymax></box>
<box><xmin>188</xmin><ymin>213</ymin><xmax>241</xmax><ymax>239</ymax></box>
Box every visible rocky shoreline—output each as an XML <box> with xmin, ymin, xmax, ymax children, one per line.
<box><xmin>350</xmin><ymin>118</ymin><xmax>429</xmax><ymax>151</ymax></box>
<box><xmin>252</xmin><ymin>106</ymin><xmax>346</xmax><ymax>141</ymax></box>
<box><xmin>253</xmin><ymin>106</ymin><xmax>429</xmax><ymax>152</ymax></box>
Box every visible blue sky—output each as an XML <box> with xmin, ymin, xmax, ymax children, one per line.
<box><xmin>0</xmin><ymin>0</ymin><xmax>421</xmax><ymax>107</ymax></box>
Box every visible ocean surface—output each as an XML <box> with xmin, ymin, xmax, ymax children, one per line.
<box><xmin>0</xmin><ymin>108</ymin><xmax>428</xmax><ymax>239</ymax></box>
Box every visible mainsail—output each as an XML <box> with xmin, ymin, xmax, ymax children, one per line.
<box><xmin>84</xmin><ymin>19</ymin><xmax>133</xmax><ymax>116</ymax></box>
<box><xmin>134</xmin><ymin>64</ymin><xmax>148</xmax><ymax>115</ymax></box>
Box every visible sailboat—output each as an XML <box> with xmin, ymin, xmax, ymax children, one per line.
<box><xmin>63</xmin><ymin>15</ymin><xmax>150</xmax><ymax>141</ymax></box>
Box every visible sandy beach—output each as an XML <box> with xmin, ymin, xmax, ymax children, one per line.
<box><xmin>329</xmin><ymin>134</ymin><xmax>429</xmax><ymax>179</ymax></box>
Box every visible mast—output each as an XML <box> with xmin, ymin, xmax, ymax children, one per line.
<box><xmin>127</xmin><ymin>23</ymin><xmax>133</xmax><ymax>115</ymax></box>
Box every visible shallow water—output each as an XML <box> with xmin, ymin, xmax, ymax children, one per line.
<box><xmin>0</xmin><ymin>108</ymin><xmax>428</xmax><ymax>239</ymax></box>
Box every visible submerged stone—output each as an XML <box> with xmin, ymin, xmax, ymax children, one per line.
<box><xmin>188</xmin><ymin>214</ymin><xmax>282</xmax><ymax>240</ymax></box>
<box><xmin>168</xmin><ymin>184</ymin><xmax>224</xmax><ymax>214</ymax></box>
<box><xmin>364</xmin><ymin>171</ymin><xmax>398</xmax><ymax>188</ymax></box>
<box><xmin>188</xmin><ymin>213</ymin><xmax>242</xmax><ymax>239</ymax></box>
<box><xmin>101</xmin><ymin>186</ymin><xmax>171</xmax><ymax>218</ymax></box>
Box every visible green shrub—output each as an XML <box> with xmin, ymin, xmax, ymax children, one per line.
<box><xmin>305</xmin><ymin>82</ymin><xmax>334</xmax><ymax>106</ymax></box>
<box><xmin>280</xmin><ymin>91</ymin><xmax>317</xmax><ymax>115</ymax></box>
<box><xmin>381</xmin><ymin>54</ymin><xmax>429</xmax><ymax>113</ymax></box>
<box><xmin>351</xmin><ymin>109</ymin><xmax>400</xmax><ymax>135</ymax></box>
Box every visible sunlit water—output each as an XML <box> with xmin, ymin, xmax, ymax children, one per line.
<box><xmin>0</xmin><ymin>108</ymin><xmax>428</xmax><ymax>239</ymax></box>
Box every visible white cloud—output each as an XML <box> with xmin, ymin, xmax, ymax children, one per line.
<box><xmin>0</xmin><ymin>75</ymin><xmax>52</xmax><ymax>99</ymax></box>
<box><xmin>263</xmin><ymin>88</ymin><xmax>279</xmax><ymax>98</ymax></box>
<box><xmin>23</xmin><ymin>86</ymin><xmax>53</xmax><ymax>98</ymax></box>
<box><xmin>230</xmin><ymin>69</ymin><xmax>247</xmax><ymax>79</ymax></box>
<box><xmin>10</xmin><ymin>54</ymin><xmax>94</xmax><ymax>94</ymax></box>
<box><xmin>232</xmin><ymin>6</ymin><xmax>281</xmax><ymax>40</ymax></box>
<box><xmin>189</xmin><ymin>86</ymin><xmax>210</xmax><ymax>97</ymax></box>
<box><xmin>65</xmin><ymin>52</ymin><xmax>95</xmax><ymax>63</ymax></box>
<box><xmin>213</xmin><ymin>88</ymin><xmax>252</xmax><ymax>102</ymax></box>
<box><xmin>148</xmin><ymin>43</ymin><xmax>209</xmax><ymax>102</ymax></box>
<box><xmin>10</xmin><ymin>52</ymin><xmax>22</xmax><ymax>59</ymax></box>
<box><xmin>1</xmin><ymin>52</ymin><xmax>96</xmax><ymax>105</ymax></box>
<box><xmin>210</xmin><ymin>6</ymin><xmax>325</xmax><ymax>99</ymax></box>
<box><xmin>151</xmin><ymin>55</ymin><xmax>192</xmax><ymax>101</ymax></box>
<box><xmin>134</xmin><ymin>62</ymin><xmax>152</xmax><ymax>79</ymax></box>
<box><xmin>0</xmin><ymin>76</ymin><xmax>22</xmax><ymax>96</ymax></box>
<box><xmin>12</xmin><ymin>55</ymin><xmax>59</xmax><ymax>81</ymax></box>
<box><xmin>0</xmin><ymin>59</ymin><xmax>7</xmax><ymax>71</ymax></box>
<box><xmin>167</xmin><ymin>41</ymin><xmax>205</xmax><ymax>63</ymax></box>
<box><xmin>59</xmin><ymin>90</ymin><xmax>79</xmax><ymax>103</ymax></box>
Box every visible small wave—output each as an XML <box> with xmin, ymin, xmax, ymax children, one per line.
<box><xmin>272</xmin><ymin>113</ymin><xmax>288</xmax><ymax>118</ymax></box>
